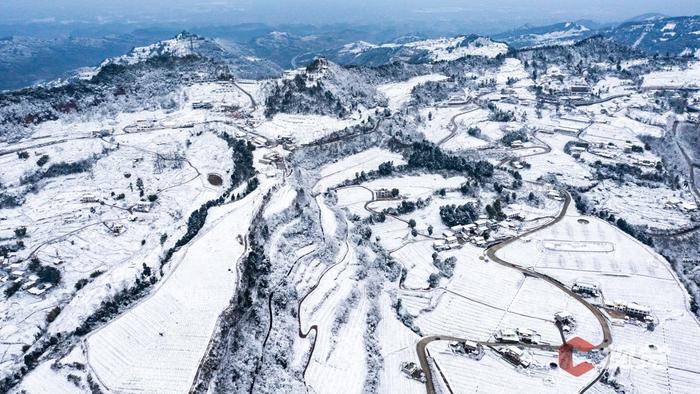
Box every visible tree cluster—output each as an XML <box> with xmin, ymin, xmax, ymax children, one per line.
<box><xmin>439</xmin><ymin>202</ymin><xmax>479</xmax><ymax>227</ymax></box>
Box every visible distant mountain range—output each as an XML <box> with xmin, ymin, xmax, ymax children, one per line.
<box><xmin>1</xmin><ymin>14</ymin><xmax>699</xmax><ymax>91</ymax></box>
<box><xmin>495</xmin><ymin>15</ymin><xmax>700</xmax><ymax>57</ymax></box>
<box><xmin>607</xmin><ymin>16</ymin><xmax>700</xmax><ymax>57</ymax></box>
<box><xmin>0</xmin><ymin>35</ymin><xmax>151</xmax><ymax>91</ymax></box>
<box><xmin>291</xmin><ymin>35</ymin><xmax>509</xmax><ymax>67</ymax></box>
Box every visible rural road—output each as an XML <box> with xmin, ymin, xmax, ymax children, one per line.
<box><xmin>233</xmin><ymin>81</ymin><xmax>257</xmax><ymax>110</ymax></box>
<box><xmin>437</xmin><ymin>105</ymin><xmax>477</xmax><ymax>147</ymax></box>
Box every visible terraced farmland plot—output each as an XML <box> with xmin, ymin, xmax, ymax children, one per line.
<box><xmin>86</xmin><ymin>186</ymin><xmax>268</xmax><ymax>393</ymax></box>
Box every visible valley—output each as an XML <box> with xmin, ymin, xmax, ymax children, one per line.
<box><xmin>1</xmin><ymin>22</ymin><xmax>700</xmax><ymax>394</ymax></box>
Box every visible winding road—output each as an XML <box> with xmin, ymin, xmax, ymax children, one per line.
<box><xmin>436</xmin><ymin>105</ymin><xmax>477</xmax><ymax>147</ymax></box>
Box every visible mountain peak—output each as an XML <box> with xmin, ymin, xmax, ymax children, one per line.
<box><xmin>98</xmin><ymin>32</ymin><xmax>282</xmax><ymax>79</ymax></box>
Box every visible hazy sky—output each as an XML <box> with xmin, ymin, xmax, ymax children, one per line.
<box><xmin>2</xmin><ymin>1</ymin><xmax>699</xmax><ymax>32</ymax></box>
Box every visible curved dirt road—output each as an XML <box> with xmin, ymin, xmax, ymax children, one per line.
<box><xmin>437</xmin><ymin>106</ymin><xmax>477</xmax><ymax>147</ymax></box>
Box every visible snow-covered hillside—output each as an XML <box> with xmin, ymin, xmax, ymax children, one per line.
<box><xmin>398</xmin><ymin>35</ymin><xmax>509</xmax><ymax>61</ymax></box>
<box><xmin>102</xmin><ymin>32</ymin><xmax>282</xmax><ymax>79</ymax></box>
<box><xmin>607</xmin><ymin>15</ymin><xmax>700</xmax><ymax>57</ymax></box>
<box><xmin>495</xmin><ymin>22</ymin><xmax>595</xmax><ymax>48</ymax></box>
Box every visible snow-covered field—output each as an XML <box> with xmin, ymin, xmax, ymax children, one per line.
<box><xmin>255</xmin><ymin>112</ymin><xmax>365</xmax><ymax>145</ymax></box>
<box><xmin>642</xmin><ymin>61</ymin><xmax>700</xmax><ymax>88</ymax></box>
<box><xmin>404</xmin><ymin>36</ymin><xmax>508</xmax><ymax>61</ymax></box>
<box><xmin>314</xmin><ymin>148</ymin><xmax>406</xmax><ymax>193</ymax></box>
<box><xmin>418</xmin><ymin>106</ymin><xmax>468</xmax><ymax>144</ymax></box>
<box><xmin>520</xmin><ymin>133</ymin><xmax>595</xmax><ymax>187</ymax></box>
<box><xmin>264</xmin><ymin>183</ymin><xmax>298</xmax><ymax>218</ymax></box>
<box><xmin>85</xmin><ymin>177</ymin><xmax>274</xmax><ymax>394</ymax></box>
<box><xmin>429</xmin><ymin>340</ymin><xmax>597</xmax><ymax>393</ymax></box>
<box><xmin>0</xmin><ymin>124</ymin><xmax>235</xmax><ymax>376</ymax></box>
<box><xmin>378</xmin><ymin>74</ymin><xmax>447</xmax><ymax>111</ymax></box>
<box><xmin>587</xmin><ymin>183</ymin><xmax>695</xmax><ymax>229</ymax></box>
<box><xmin>496</xmin><ymin>58</ymin><xmax>533</xmax><ymax>87</ymax></box>
<box><xmin>336</xmin><ymin>186</ymin><xmax>373</xmax><ymax>218</ymax></box>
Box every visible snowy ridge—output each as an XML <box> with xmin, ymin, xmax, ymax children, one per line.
<box><xmin>402</xmin><ymin>35</ymin><xmax>509</xmax><ymax>61</ymax></box>
<box><xmin>322</xmin><ymin>35</ymin><xmax>508</xmax><ymax>66</ymax></box>
<box><xmin>101</xmin><ymin>32</ymin><xmax>207</xmax><ymax>67</ymax></box>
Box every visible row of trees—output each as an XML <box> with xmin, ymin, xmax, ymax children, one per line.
<box><xmin>406</xmin><ymin>141</ymin><xmax>494</xmax><ymax>181</ymax></box>
<box><xmin>19</xmin><ymin>157</ymin><xmax>96</xmax><ymax>186</ymax></box>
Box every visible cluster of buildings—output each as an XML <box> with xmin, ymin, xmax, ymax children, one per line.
<box><xmin>234</xmin><ymin>128</ymin><xmax>268</xmax><ymax>148</ymax></box>
<box><xmin>494</xmin><ymin>328</ymin><xmax>542</xmax><ymax>345</ymax></box>
<box><xmin>258</xmin><ymin>151</ymin><xmax>284</xmax><ymax>178</ymax></box>
<box><xmin>433</xmin><ymin>219</ymin><xmax>495</xmax><ymax>250</ymax></box>
<box><xmin>375</xmin><ymin>188</ymin><xmax>397</xmax><ymax>200</ymax></box>
<box><xmin>510</xmin><ymin>160</ymin><xmax>525</xmax><ymax>170</ymax></box>
<box><xmin>400</xmin><ymin>362</ymin><xmax>426</xmax><ymax>383</ymax></box>
<box><xmin>546</xmin><ymin>189</ymin><xmax>564</xmax><ymax>201</ymax></box>
<box><xmin>258</xmin><ymin>151</ymin><xmax>282</xmax><ymax>166</ymax></box>
<box><xmin>665</xmin><ymin>198</ymin><xmax>698</xmax><ymax>213</ymax></box>
<box><xmin>509</xmin><ymin>139</ymin><xmax>524</xmax><ymax>148</ymax></box>
<box><xmin>0</xmin><ymin>255</ymin><xmax>54</xmax><ymax>296</ymax></box>
<box><xmin>275</xmin><ymin>136</ymin><xmax>298</xmax><ymax>151</ymax></box>
<box><xmin>433</xmin><ymin>216</ymin><xmax>520</xmax><ymax>251</ymax></box>
<box><xmin>91</xmin><ymin>128</ymin><xmax>114</xmax><ymax>138</ymax></box>
<box><xmin>104</xmin><ymin>222</ymin><xmax>126</xmax><ymax>236</ymax></box>
<box><xmin>606</xmin><ymin>300</ymin><xmax>654</xmax><ymax>322</ymax></box>
<box><xmin>133</xmin><ymin>119</ymin><xmax>160</xmax><ymax>131</ymax></box>
<box><xmin>192</xmin><ymin>100</ymin><xmax>245</xmax><ymax>116</ymax></box>
<box><xmin>577</xmin><ymin>138</ymin><xmax>662</xmax><ymax>171</ymax></box>
<box><xmin>80</xmin><ymin>195</ymin><xmax>100</xmax><ymax>204</ymax></box>
<box><xmin>496</xmin><ymin>346</ymin><xmax>532</xmax><ymax>368</ymax></box>
<box><xmin>449</xmin><ymin>340</ymin><xmax>484</xmax><ymax>358</ymax></box>
<box><xmin>539</xmin><ymin>124</ymin><xmax>582</xmax><ymax>136</ymax></box>
<box><xmin>132</xmin><ymin>202</ymin><xmax>153</xmax><ymax>213</ymax></box>
<box><xmin>572</xmin><ymin>280</ymin><xmax>601</xmax><ymax>297</ymax></box>
<box><xmin>539</xmin><ymin>71</ymin><xmax>593</xmax><ymax>103</ymax></box>
<box><xmin>191</xmin><ymin>101</ymin><xmax>213</xmax><ymax>110</ymax></box>
<box><xmin>80</xmin><ymin>194</ymin><xmax>154</xmax><ymax>215</ymax></box>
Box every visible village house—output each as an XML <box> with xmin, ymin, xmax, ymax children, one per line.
<box><xmin>572</xmin><ymin>280</ymin><xmax>601</xmax><ymax>297</ymax></box>
<box><xmin>497</xmin><ymin>346</ymin><xmax>531</xmax><ymax>368</ymax></box>
<box><xmin>375</xmin><ymin>188</ymin><xmax>394</xmax><ymax>200</ymax></box>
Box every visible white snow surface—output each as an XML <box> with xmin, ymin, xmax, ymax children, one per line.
<box><xmin>378</xmin><ymin>74</ymin><xmax>448</xmax><ymax>111</ymax></box>
<box><xmin>255</xmin><ymin>112</ymin><xmax>366</xmax><ymax>145</ymax></box>
<box><xmin>404</xmin><ymin>36</ymin><xmax>509</xmax><ymax>61</ymax></box>
<box><xmin>314</xmin><ymin>148</ymin><xmax>406</xmax><ymax>193</ymax></box>
<box><xmin>642</xmin><ymin>61</ymin><xmax>700</xmax><ymax>88</ymax></box>
<box><xmin>85</xmin><ymin>179</ymin><xmax>273</xmax><ymax>394</ymax></box>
